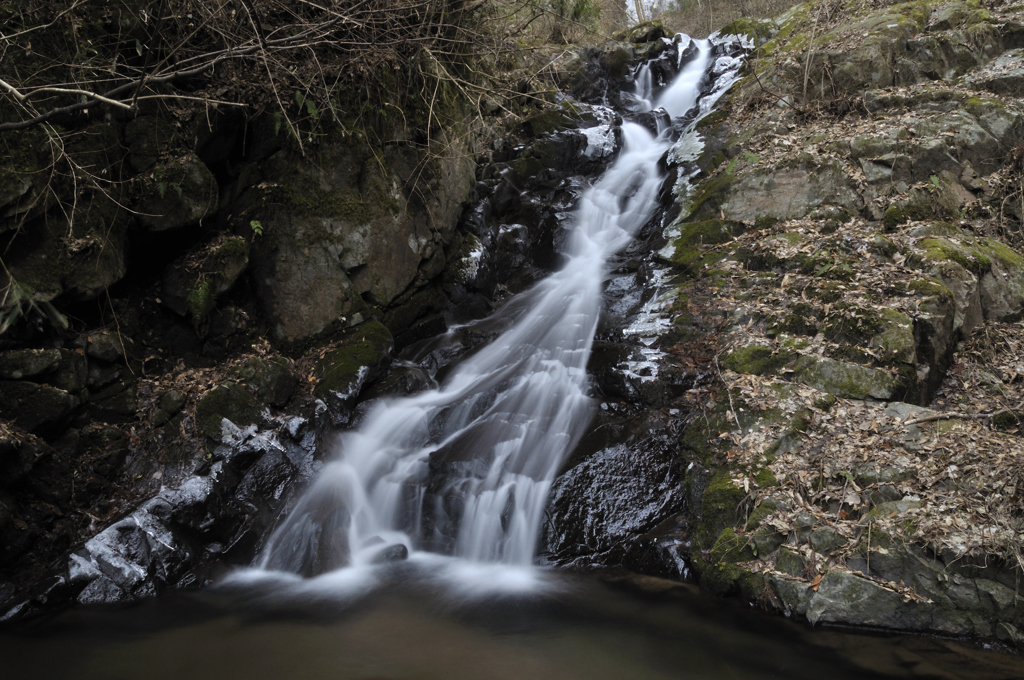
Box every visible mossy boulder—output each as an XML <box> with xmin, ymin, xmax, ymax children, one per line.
<box><xmin>313</xmin><ymin>321</ymin><xmax>394</xmax><ymax>410</ymax></box>
<box><xmin>0</xmin><ymin>349</ymin><xmax>62</xmax><ymax>380</ymax></box>
<box><xmin>722</xmin><ymin>345</ymin><xmax>797</xmax><ymax>376</ymax></box>
<box><xmin>135</xmin><ymin>153</ymin><xmax>218</xmax><ymax>232</ymax></box>
<box><xmin>162</xmin><ymin>236</ymin><xmax>250</xmax><ymax>324</ymax></box>
<box><xmin>793</xmin><ymin>355</ymin><xmax>904</xmax><ymax>401</ymax></box>
<box><xmin>229</xmin><ymin>356</ymin><xmax>298</xmax><ymax>407</ymax></box>
<box><xmin>667</xmin><ymin>219</ymin><xmax>746</xmax><ymax>271</ymax></box>
<box><xmin>195</xmin><ymin>382</ymin><xmax>261</xmax><ymax>442</ymax></box>
<box><xmin>0</xmin><ymin>381</ymin><xmax>80</xmax><ymax>439</ymax></box>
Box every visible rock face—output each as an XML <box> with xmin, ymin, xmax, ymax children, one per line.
<box><xmin>238</xmin><ymin>130</ymin><xmax>476</xmax><ymax>344</ymax></box>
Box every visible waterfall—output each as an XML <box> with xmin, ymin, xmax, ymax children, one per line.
<box><xmin>257</xmin><ymin>39</ymin><xmax>735</xmax><ymax>577</ymax></box>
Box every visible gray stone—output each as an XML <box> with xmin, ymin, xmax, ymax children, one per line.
<box><xmin>720</xmin><ymin>155</ymin><xmax>862</xmax><ymax>222</ymax></box>
<box><xmin>0</xmin><ymin>349</ymin><xmax>61</xmax><ymax>380</ymax></box>
<box><xmin>793</xmin><ymin>355</ymin><xmax>903</xmax><ymax>400</ymax></box>
<box><xmin>86</xmin><ymin>331</ymin><xmax>129</xmax><ymax>363</ymax></box>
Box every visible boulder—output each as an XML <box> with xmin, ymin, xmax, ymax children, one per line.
<box><xmin>134</xmin><ymin>153</ymin><xmax>218</xmax><ymax>232</ymax></box>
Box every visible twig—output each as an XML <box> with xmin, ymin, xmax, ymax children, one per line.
<box><xmin>714</xmin><ymin>354</ymin><xmax>743</xmax><ymax>432</ymax></box>
<box><xmin>904</xmin><ymin>412</ymin><xmax>983</xmax><ymax>425</ymax></box>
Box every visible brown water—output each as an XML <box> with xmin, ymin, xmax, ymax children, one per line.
<box><xmin>1</xmin><ymin>571</ymin><xmax>1019</xmax><ymax>680</ymax></box>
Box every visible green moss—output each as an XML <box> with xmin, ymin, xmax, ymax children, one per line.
<box><xmin>313</xmin><ymin>320</ymin><xmax>394</xmax><ymax>400</ymax></box>
<box><xmin>722</xmin><ymin>345</ymin><xmax>796</xmax><ymax>376</ymax></box>
<box><xmin>186</xmin><ymin>279</ymin><xmax>215</xmax><ymax>324</ymax></box>
<box><xmin>883</xmin><ymin>202</ymin><xmax>931</xmax><ymax>231</ymax></box>
<box><xmin>745</xmin><ymin>498</ymin><xmax>779</xmax><ymax>531</ymax></box>
<box><xmin>992</xmin><ymin>410</ymin><xmax>1021</xmax><ymax>431</ymax></box>
<box><xmin>710</xmin><ymin>528</ymin><xmax>756</xmax><ymax>563</ymax></box>
<box><xmin>195</xmin><ymin>382</ymin><xmax>260</xmax><ymax>441</ymax></box>
<box><xmin>753</xmin><ymin>467</ymin><xmax>779</xmax><ymax>489</ymax></box>
<box><xmin>917</xmin><ymin>237</ymin><xmax>991</xmax><ymax>275</ymax></box>
<box><xmin>669</xmin><ymin>219</ymin><xmax>745</xmax><ymax>270</ymax></box>
<box><xmin>909</xmin><ymin>276</ymin><xmax>954</xmax><ymax>303</ymax></box>
<box><xmin>699</xmin><ymin>473</ymin><xmax>747</xmax><ymax>545</ymax></box>
<box><xmin>682</xmin><ymin>175</ymin><xmax>736</xmax><ymax>223</ymax></box>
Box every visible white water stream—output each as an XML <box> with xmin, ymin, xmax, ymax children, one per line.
<box><xmin>254</xmin><ymin>39</ymin><xmax>737</xmax><ymax>584</ymax></box>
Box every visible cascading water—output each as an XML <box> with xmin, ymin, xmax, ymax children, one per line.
<box><xmin>256</xmin><ymin>37</ymin><xmax>739</xmax><ymax>579</ymax></box>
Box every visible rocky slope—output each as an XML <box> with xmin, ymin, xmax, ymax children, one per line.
<box><xmin>634</xmin><ymin>0</ymin><xmax>1024</xmax><ymax>647</ymax></box>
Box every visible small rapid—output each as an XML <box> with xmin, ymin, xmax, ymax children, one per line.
<box><xmin>254</xmin><ymin>37</ymin><xmax>737</xmax><ymax>581</ymax></box>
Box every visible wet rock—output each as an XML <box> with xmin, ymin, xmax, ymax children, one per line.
<box><xmin>371</xmin><ymin>544</ymin><xmax>409</xmax><ymax>564</ymax></box>
<box><xmin>545</xmin><ymin>433</ymin><xmax>687</xmax><ymax>566</ymax></box>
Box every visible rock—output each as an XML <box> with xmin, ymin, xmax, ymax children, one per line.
<box><xmin>716</xmin><ymin>155</ymin><xmax>862</xmax><ymax>222</ymax></box>
<box><xmin>162</xmin><ymin>237</ymin><xmax>250</xmax><ymax>323</ymax></box>
<box><xmin>313</xmin><ymin>321</ymin><xmax>394</xmax><ymax>414</ymax></box>
<box><xmin>793</xmin><ymin>355</ymin><xmax>904</xmax><ymax>401</ymax></box>
<box><xmin>86</xmin><ymin>331</ymin><xmax>130</xmax><ymax>363</ymax></box>
<box><xmin>545</xmin><ymin>434</ymin><xmax>687</xmax><ymax>566</ymax></box>
<box><xmin>775</xmin><ymin>548</ymin><xmax>805</xmax><ymax>577</ymax></box>
<box><xmin>134</xmin><ymin>153</ymin><xmax>218</xmax><ymax>232</ymax></box>
<box><xmin>806</xmin><ymin>570</ymin><xmax>915</xmax><ymax>628</ymax></box>
<box><xmin>228</xmin><ymin>357</ymin><xmax>298</xmax><ymax>407</ymax></box>
<box><xmin>0</xmin><ymin>349</ymin><xmax>61</xmax><ymax>380</ymax></box>
<box><xmin>152</xmin><ymin>389</ymin><xmax>186</xmax><ymax>427</ymax></box>
<box><xmin>371</xmin><ymin>543</ymin><xmax>409</xmax><ymax>564</ymax></box>
<box><xmin>243</xmin><ymin>130</ymin><xmax>474</xmax><ymax>344</ymax></box>
<box><xmin>195</xmin><ymin>383</ymin><xmax>261</xmax><ymax>442</ymax></box>
<box><xmin>0</xmin><ymin>382</ymin><xmax>79</xmax><ymax>438</ymax></box>
<box><xmin>86</xmin><ymin>379</ymin><xmax>138</xmax><ymax>424</ymax></box>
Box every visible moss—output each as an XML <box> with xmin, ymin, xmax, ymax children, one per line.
<box><xmin>753</xmin><ymin>467</ymin><xmax>779</xmax><ymax>489</ymax></box>
<box><xmin>313</xmin><ymin>320</ymin><xmax>394</xmax><ymax>400</ymax></box>
<box><xmin>992</xmin><ymin>410</ymin><xmax>1021</xmax><ymax>431</ymax></box>
<box><xmin>699</xmin><ymin>473</ymin><xmax>747</xmax><ymax>546</ymax></box>
<box><xmin>682</xmin><ymin>174</ymin><xmax>736</xmax><ymax>223</ymax></box>
<box><xmin>718</xmin><ymin>17</ymin><xmax>778</xmax><ymax>46</ymax></box>
<box><xmin>917</xmin><ymin>237</ymin><xmax>991</xmax><ymax>275</ymax></box>
<box><xmin>669</xmin><ymin>219</ymin><xmax>745</xmax><ymax>270</ymax></box>
<box><xmin>195</xmin><ymin>382</ymin><xmax>260</xmax><ymax>441</ymax></box>
<box><xmin>722</xmin><ymin>345</ymin><xmax>796</xmax><ymax>376</ymax></box>
<box><xmin>710</xmin><ymin>528</ymin><xmax>756</xmax><ymax>563</ymax></box>
<box><xmin>186</xmin><ymin>279</ymin><xmax>215</xmax><ymax>325</ymax></box>
<box><xmin>694</xmin><ymin>109</ymin><xmax>729</xmax><ymax>132</ymax></box>
<box><xmin>813</xmin><ymin>394</ymin><xmax>837</xmax><ymax>411</ymax></box>
<box><xmin>745</xmin><ymin>498</ymin><xmax>779</xmax><ymax>531</ymax></box>
<box><xmin>883</xmin><ymin>202</ymin><xmax>931</xmax><ymax>231</ymax></box>
<box><xmin>909</xmin><ymin>276</ymin><xmax>954</xmax><ymax>303</ymax></box>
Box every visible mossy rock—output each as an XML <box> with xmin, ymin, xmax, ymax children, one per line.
<box><xmin>710</xmin><ymin>527</ymin><xmax>756</xmax><ymax>563</ymax></box>
<box><xmin>229</xmin><ymin>356</ymin><xmax>298</xmax><ymax>407</ymax></box>
<box><xmin>313</xmin><ymin>321</ymin><xmax>394</xmax><ymax>407</ymax></box>
<box><xmin>793</xmin><ymin>355</ymin><xmax>904</xmax><ymax>401</ymax></box>
<box><xmin>722</xmin><ymin>344</ymin><xmax>796</xmax><ymax>376</ymax></box>
<box><xmin>195</xmin><ymin>382</ymin><xmax>261</xmax><ymax>442</ymax></box>
<box><xmin>698</xmin><ymin>472</ymin><xmax>747</xmax><ymax>546</ymax></box>
<box><xmin>135</xmin><ymin>153</ymin><xmax>218</xmax><ymax>232</ymax></box>
<box><xmin>719</xmin><ymin>17</ymin><xmax>779</xmax><ymax>46</ymax></box>
<box><xmin>775</xmin><ymin>547</ymin><xmax>806</xmax><ymax>576</ymax></box>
